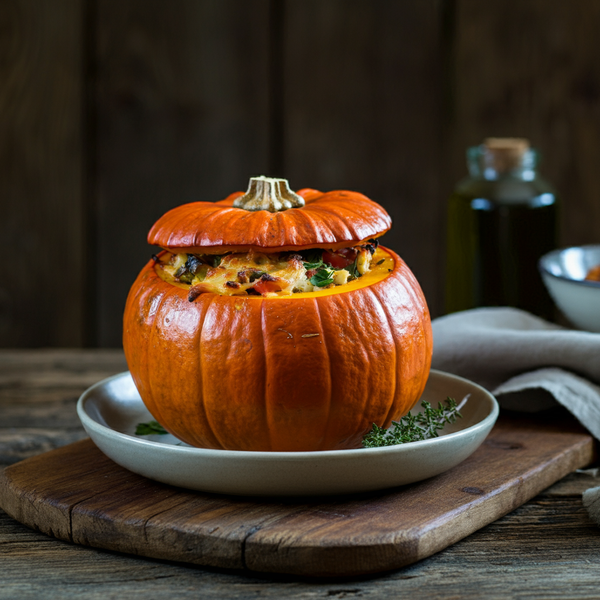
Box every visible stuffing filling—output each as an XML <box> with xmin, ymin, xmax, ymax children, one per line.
<box><xmin>585</xmin><ymin>265</ymin><xmax>600</xmax><ymax>282</ymax></box>
<box><xmin>156</xmin><ymin>241</ymin><xmax>381</xmax><ymax>299</ymax></box>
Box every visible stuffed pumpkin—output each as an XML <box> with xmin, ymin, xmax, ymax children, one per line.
<box><xmin>123</xmin><ymin>176</ymin><xmax>432</xmax><ymax>451</ymax></box>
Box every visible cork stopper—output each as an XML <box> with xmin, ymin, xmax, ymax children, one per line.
<box><xmin>482</xmin><ymin>138</ymin><xmax>530</xmax><ymax>173</ymax></box>
<box><xmin>233</xmin><ymin>176</ymin><xmax>305</xmax><ymax>212</ymax></box>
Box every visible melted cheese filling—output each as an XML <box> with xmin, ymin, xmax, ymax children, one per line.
<box><xmin>154</xmin><ymin>244</ymin><xmax>384</xmax><ymax>298</ymax></box>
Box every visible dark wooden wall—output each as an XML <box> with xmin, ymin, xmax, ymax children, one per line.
<box><xmin>2</xmin><ymin>0</ymin><xmax>600</xmax><ymax>348</ymax></box>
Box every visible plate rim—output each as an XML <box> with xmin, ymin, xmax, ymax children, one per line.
<box><xmin>77</xmin><ymin>369</ymin><xmax>499</xmax><ymax>461</ymax></box>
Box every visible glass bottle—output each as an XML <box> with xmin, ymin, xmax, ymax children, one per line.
<box><xmin>445</xmin><ymin>138</ymin><xmax>558</xmax><ymax>319</ymax></box>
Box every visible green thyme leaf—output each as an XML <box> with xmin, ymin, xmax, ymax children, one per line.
<box><xmin>362</xmin><ymin>397</ymin><xmax>464</xmax><ymax>448</ymax></box>
<box><xmin>310</xmin><ymin>267</ymin><xmax>335</xmax><ymax>287</ymax></box>
<box><xmin>347</xmin><ymin>259</ymin><xmax>360</xmax><ymax>280</ymax></box>
<box><xmin>301</xmin><ymin>249</ymin><xmax>325</xmax><ymax>270</ymax></box>
<box><xmin>135</xmin><ymin>421</ymin><xmax>169</xmax><ymax>435</ymax></box>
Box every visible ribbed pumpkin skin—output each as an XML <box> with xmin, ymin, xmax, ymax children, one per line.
<box><xmin>123</xmin><ymin>247</ymin><xmax>432</xmax><ymax>452</ymax></box>
<box><xmin>147</xmin><ymin>188</ymin><xmax>392</xmax><ymax>253</ymax></box>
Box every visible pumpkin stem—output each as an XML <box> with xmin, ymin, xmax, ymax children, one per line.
<box><xmin>233</xmin><ymin>176</ymin><xmax>305</xmax><ymax>212</ymax></box>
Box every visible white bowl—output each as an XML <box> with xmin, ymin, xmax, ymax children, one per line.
<box><xmin>539</xmin><ymin>244</ymin><xmax>600</xmax><ymax>332</ymax></box>
<box><xmin>77</xmin><ymin>370</ymin><xmax>498</xmax><ymax>497</ymax></box>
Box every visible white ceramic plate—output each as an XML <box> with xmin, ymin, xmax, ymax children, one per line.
<box><xmin>77</xmin><ymin>370</ymin><xmax>499</xmax><ymax>496</ymax></box>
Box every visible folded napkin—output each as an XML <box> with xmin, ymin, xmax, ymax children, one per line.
<box><xmin>431</xmin><ymin>307</ymin><xmax>600</xmax><ymax>525</ymax></box>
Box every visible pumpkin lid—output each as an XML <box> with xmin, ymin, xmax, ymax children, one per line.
<box><xmin>148</xmin><ymin>177</ymin><xmax>392</xmax><ymax>254</ymax></box>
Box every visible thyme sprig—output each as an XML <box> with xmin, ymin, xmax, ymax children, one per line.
<box><xmin>362</xmin><ymin>396</ymin><xmax>468</xmax><ymax>448</ymax></box>
<box><xmin>135</xmin><ymin>421</ymin><xmax>169</xmax><ymax>435</ymax></box>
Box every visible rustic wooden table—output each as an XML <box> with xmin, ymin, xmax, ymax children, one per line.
<box><xmin>1</xmin><ymin>349</ymin><xmax>600</xmax><ymax>599</ymax></box>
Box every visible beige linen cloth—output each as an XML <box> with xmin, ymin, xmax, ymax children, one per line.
<box><xmin>431</xmin><ymin>307</ymin><xmax>600</xmax><ymax>523</ymax></box>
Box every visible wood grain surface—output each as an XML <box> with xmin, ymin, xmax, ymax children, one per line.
<box><xmin>282</xmin><ymin>0</ymin><xmax>446</xmax><ymax>315</ymax></box>
<box><xmin>94</xmin><ymin>0</ymin><xmax>272</xmax><ymax>346</ymax></box>
<box><xmin>0</xmin><ymin>401</ymin><xmax>595</xmax><ymax>577</ymax></box>
<box><xmin>2</xmin><ymin>350</ymin><xmax>600</xmax><ymax>597</ymax></box>
<box><xmin>0</xmin><ymin>0</ymin><xmax>86</xmax><ymax>347</ymax></box>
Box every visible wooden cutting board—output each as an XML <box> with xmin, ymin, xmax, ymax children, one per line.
<box><xmin>0</xmin><ymin>411</ymin><xmax>595</xmax><ymax>578</ymax></box>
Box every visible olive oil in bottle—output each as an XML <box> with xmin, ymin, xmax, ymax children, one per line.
<box><xmin>445</xmin><ymin>138</ymin><xmax>558</xmax><ymax>320</ymax></box>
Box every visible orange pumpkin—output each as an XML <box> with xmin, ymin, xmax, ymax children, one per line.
<box><xmin>123</xmin><ymin>177</ymin><xmax>432</xmax><ymax>451</ymax></box>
